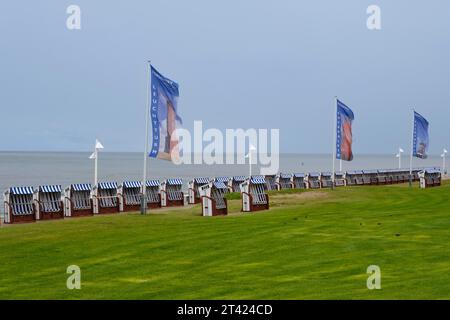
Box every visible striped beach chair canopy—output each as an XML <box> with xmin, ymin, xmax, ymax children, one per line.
<box><xmin>250</xmin><ymin>176</ymin><xmax>266</xmax><ymax>184</ymax></box>
<box><xmin>347</xmin><ymin>170</ymin><xmax>363</xmax><ymax>175</ymax></box>
<box><xmin>423</xmin><ymin>168</ymin><xmax>441</xmax><ymax>174</ymax></box>
<box><xmin>166</xmin><ymin>178</ymin><xmax>183</xmax><ymax>185</ymax></box>
<box><xmin>215</xmin><ymin>176</ymin><xmax>229</xmax><ymax>183</ymax></box>
<box><xmin>123</xmin><ymin>181</ymin><xmax>142</xmax><ymax>189</ymax></box>
<box><xmin>10</xmin><ymin>186</ymin><xmax>34</xmax><ymax>195</ymax></box>
<box><xmin>98</xmin><ymin>182</ymin><xmax>118</xmax><ymax>190</ymax></box>
<box><xmin>335</xmin><ymin>171</ymin><xmax>344</xmax><ymax>176</ymax></box>
<box><xmin>194</xmin><ymin>177</ymin><xmax>210</xmax><ymax>185</ymax></box>
<box><xmin>146</xmin><ymin>180</ymin><xmax>160</xmax><ymax>187</ymax></box>
<box><xmin>233</xmin><ymin>176</ymin><xmax>246</xmax><ymax>182</ymax></box>
<box><xmin>363</xmin><ymin>170</ymin><xmax>378</xmax><ymax>174</ymax></box>
<box><xmin>39</xmin><ymin>185</ymin><xmax>62</xmax><ymax>193</ymax></box>
<box><xmin>279</xmin><ymin>173</ymin><xmax>292</xmax><ymax>179</ymax></box>
<box><xmin>293</xmin><ymin>173</ymin><xmax>305</xmax><ymax>178</ymax></box>
<box><xmin>309</xmin><ymin>172</ymin><xmax>320</xmax><ymax>177</ymax></box>
<box><xmin>321</xmin><ymin>172</ymin><xmax>332</xmax><ymax>177</ymax></box>
<box><xmin>213</xmin><ymin>181</ymin><xmax>228</xmax><ymax>190</ymax></box>
<box><xmin>72</xmin><ymin>183</ymin><xmax>91</xmax><ymax>191</ymax></box>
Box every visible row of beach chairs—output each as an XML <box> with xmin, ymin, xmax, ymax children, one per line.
<box><xmin>2</xmin><ymin>167</ymin><xmax>442</xmax><ymax>223</ymax></box>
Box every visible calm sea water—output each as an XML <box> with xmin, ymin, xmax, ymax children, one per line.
<box><xmin>0</xmin><ymin>151</ymin><xmax>443</xmax><ymax>196</ymax></box>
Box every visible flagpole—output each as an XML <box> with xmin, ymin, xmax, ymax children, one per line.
<box><xmin>339</xmin><ymin>159</ymin><xmax>342</xmax><ymax>172</ymax></box>
<box><xmin>332</xmin><ymin>96</ymin><xmax>337</xmax><ymax>189</ymax></box>
<box><xmin>249</xmin><ymin>151</ymin><xmax>252</xmax><ymax>178</ymax></box>
<box><xmin>141</xmin><ymin>60</ymin><xmax>151</xmax><ymax>214</ymax></box>
<box><xmin>409</xmin><ymin>110</ymin><xmax>414</xmax><ymax>187</ymax></box>
<box><xmin>94</xmin><ymin>147</ymin><xmax>98</xmax><ymax>186</ymax></box>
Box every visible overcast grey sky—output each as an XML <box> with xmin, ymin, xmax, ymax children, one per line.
<box><xmin>0</xmin><ymin>0</ymin><xmax>449</xmax><ymax>154</ymax></box>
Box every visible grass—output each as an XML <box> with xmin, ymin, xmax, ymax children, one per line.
<box><xmin>1</xmin><ymin>181</ymin><xmax>450</xmax><ymax>299</ymax></box>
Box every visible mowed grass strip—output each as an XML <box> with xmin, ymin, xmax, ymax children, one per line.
<box><xmin>1</xmin><ymin>181</ymin><xmax>450</xmax><ymax>299</ymax></box>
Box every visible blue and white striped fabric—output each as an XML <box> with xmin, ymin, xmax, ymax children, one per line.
<box><xmin>293</xmin><ymin>173</ymin><xmax>305</xmax><ymax>178</ymax></box>
<box><xmin>233</xmin><ymin>176</ymin><xmax>246</xmax><ymax>182</ymax></box>
<box><xmin>321</xmin><ymin>172</ymin><xmax>332</xmax><ymax>177</ymax></box>
<box><xmin>40</xmin><ymin>185</ymin><xmax>62</xmax><ymax>193</ymax></box>
<box><xmin>309</xmin><ymin>172</ymin><xmax>320</xmax><ymax>177</ymax></box>
<box><xmin>10</xmin><ymin>186</ymin><xmax>34</xmax><ymax>195</ymax></box>
<box><xmin>424</xmin><ymin>168</ymin><xmax>441</xmax><ymax>174</ymax></box>
<box><xmin>72</xmin><ymin>184</ymin><xmax>91</xmax><ymax>192</ymax></box>
<box><xmin>215</xmin><ymin>177</ymin><xmax>229</xmax><ymax>183</ymax></box>
<box><xmin>250</xmin><ymin>176</ymin><xmax>266</xmax><ymax>184</ymax></box>
<box><xmin>146</xmin><ymin>180</ymin><xmax>160</xmax><ymax>187</ymax></box>
<box><xmin>363</xmin><ymin>170</ymin><xmax>378</xmax><ymax>174</ymax></box>
<box><xmin>194</xmin><ymin>177</ymin><xmax>210</xmax><ymax>185</ymax></box>
<box><xmin>279</xmin><ymin>173</ymin><xmax>292</xmax><ymax>179</ymax></box>
<box><xmin>98</xmin><ymin>182</ymin><xmax>118</xmax><ymax>190</ymax></box>
<box><xmin>123</xmin><ymin>181</ymin><xmax>142</xmax><ymax>188</ymax></box>
<box><xmin>335</xmin><ymin>171</ymin><xmax>344</xmax><ymax>176</ymax></box>
<box><xmin>167</xmin><ymin>178</ymin><xmax>182</xmax><ymax>185</ymax></box>
<box><xmin>213</xmin><ymin>181</ymin><xmax>228</xmax><ymax>190</ymax></box>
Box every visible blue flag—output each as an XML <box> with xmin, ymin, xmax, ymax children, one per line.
<box><xmin>336</xmin><ymin>99</ymin><xmax>355</xmax><ymax>161</ymax></box>
<box><xmin>149</xmin><ymin>66</ymin><xmax>182</xmax><ymax>161</ymax></box>
<box><xmin>413</xmin><ymin>111</ymin><xmax>429</xmax><ymax>159</ymax></box>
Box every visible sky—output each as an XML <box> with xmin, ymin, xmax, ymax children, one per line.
<box><xmin>0</xmin><ymin>0</ymin><xmax>449</xmax><ymax>154</ymax></box>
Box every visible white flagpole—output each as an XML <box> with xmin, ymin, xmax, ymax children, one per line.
<box><xmin>398</xmin><ymin>152</ymin><xmax>401</xmax><ymax>169</ymax></box>
<box><xmin>249</xmin><ymin>152</ymin><xmax>252</xmax><ymax>178</ymax></box>
<box><xmin>332</xmin><ymin>96</ymin><xmax>337</xmax><ymax>189</ymax></box>
<box><xmin>141</xmin><ymin>60</ymin><xmax>151</xmax><ymax>214</ymax></box>
<box><xmin>94</xmin><ymin>148</ymin><xmax>98</xmax><ymax>186</ymax></box>
<box><xmin>409</xmin><ymin>110</ymin><xmax>414</xmax><ymax>187</ymax></box>
<box><xmin>339</xmin><ymin>159</ymin><xmax>342</xmax><ymax>172</ymax></box>
<box><xmin>443</xmin><ymin>149</ymin><xmax>448</xmax><ymax>176</ymax></box>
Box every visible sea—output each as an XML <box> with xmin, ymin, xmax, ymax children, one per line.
<box><xmin>0</xmin><ymin>151</ymin><xmax>444</xmax><ymax>216</ymax></box>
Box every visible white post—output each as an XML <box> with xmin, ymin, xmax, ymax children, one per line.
<box><xmin>249</xmin><ymin>152</ymin><xmax>252</xmax><ymax>178</ymax></box>
<box><xmin>94</xmin><ymin>148</ymin><xmax>98</xmax><ymax>186</ymax></box>
<box><xmin>409</xmin><ymin>110</ymin><xmax>414</xmax><ymax>187</ymax></box>
<box><xmin>442</xmin><ymin>149</ymin><xmax>448</xmax><ymax>176</ymax></box>
<box><xmin>141</xmin><ymin>61</ymin><xmax>151</xmax><ymax>214</ymax></box>
<box><xmin>339</xmin><ymin>159</ymin><xmax>342</xmax><ymax>172</ymax></box>
<box><xmin>332</xmin><ymin>96</ymin><xmax>337</xmax><ymax>189</ymax></box>
<box><xmin>398</xmin><ymin>152</ymin><xmax>401</xmax><ymax>169</ymax></box>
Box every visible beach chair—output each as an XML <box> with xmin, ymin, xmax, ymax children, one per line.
<box><xmin>145</xmin><ymin>180</ymin><xmax>161</xmax><ymax>209</ymax></box>
<box><xmin>362</xmin><ymin>170</ymin><xmax>378</xmax><ymax>185</ymax></box>
<box><xmin>292</xmin><ymin>173</ymin><xmax>306</xmax><ymax>189</ymax></box>
<box><xmin>264</xmin><ymin>175</ymin><xmax>277</xmax><ymax>191</ymax></box>
<box><xmin>188</xmin><ymin>177</ymin><xmax>210</xmax><ymax>204</ymax></box>
<box><xmin>118</xmin><ymin>181</ymin><xmax>142</xmax><ymax>212</ymax></box>
<box><xmin>354</xmin><ymin>171</ymin><xmax>364</xmax><ymax>185</ymax></box>
<box><xmin>34</xmin><ymin>185</ymin><xmax>64</xmax><ymax>220</ymax></box>
<box><xmin>320</xmin><ymin>172</ymin><xmax>333</xmax><ymax>188</ymax></box>
<box><xmin>276</xmin><ymin>173</ymin><xmax>293</xmax><ymax>190</ymax></box>
<box><xmin>334</xmin><ymin>171</ymin><xmax>346</xmax><ymax>187</ymax></box>
<box><xmin>229</xmin><ymin>176</ymin><xmax>246</xmax><ymax>192</ymax></box>
<box><xmin>240</xmin><ymin>176</ymin><xmax>269</xmax><ymax>212</ymax></box>
<box><xmin>305</xmin><ymin>172</ymin><xmax>321</xmax><ymax>189</ymax></box>
<box><xmin>3</xmin><ymin>186</ymin><xmax>36</xmax><ymax>224</ymax></box>
<box><xmin>419</xmin><ymin>168</ymin><xmax>441</xmax><ymax>188</ymax></box>
<box><xmin>214</xmin><ymin>177</ymin><xmax>231</xmax><ymax>192</ymax></box>
<box><xmin>161</xmin><ymin>178</ymin><xmax>184</xmax><ymax>207</ymax></box>
<box><xmin>64</xmin><ymin>183</ymin><xmax>93</xmax><ymax>217</ymax></box>
<box><xmin>92</xmin><ymin>182</ymin><xmax>120</xmax><ymax>214</ymax></box>
<box><xmin>377</xmin><ymin>170</ymin><xmax>387</xmax><ymax>185</ymax></box>
<box><xmin>199</xmin><ymin>181</ymin><xmax>229</xmax><ymax>216</ymax></box>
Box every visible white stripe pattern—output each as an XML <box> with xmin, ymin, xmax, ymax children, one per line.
<box><xmin>98</xmin><ymin>182</ymin><xmax>118</xmax><ymax>190</ymax></box>
<box><xmin>40</xmin><ymin>185</ymin><xmax>62</xmax><ymax>193</ymax></box>
<box><xmin>72</xmin><ymin>184</ymin><xmax>91</xmax><ymax>191</ymax></box>
<box><xmin>10</xmin><ymin>186</ymin><xmax>34</xmax><ymax>195</ymax></box>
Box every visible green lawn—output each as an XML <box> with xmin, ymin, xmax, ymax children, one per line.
<box><xmin>1</xmin><ymin>181</ymin><xmax>450</xmax><ymax>299</ymax></box>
